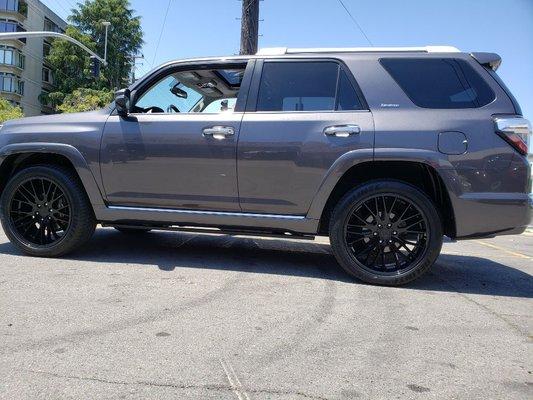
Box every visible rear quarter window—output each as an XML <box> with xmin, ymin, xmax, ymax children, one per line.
<box><xmin>380</xmin><ymin>58</ymin><xmax>495</xmax><ymax>109</ymax></box>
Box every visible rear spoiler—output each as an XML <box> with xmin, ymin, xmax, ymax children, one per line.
<box><xmin>470</xmin><ymin>52</ymin><xmax>502</xmax><ymax>71</ymax></box>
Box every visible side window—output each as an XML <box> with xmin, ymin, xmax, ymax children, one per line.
<box><xmin>256</xmin><ymin>61</ymin><xmax>363</xmax><ymax>112</ymax></box>
<box><xmin>133</xmin><ymin>65</ymin><xmax>246</xmax><ymax>114</ymax></box>
<box><xmin>380</xmin><ymin>58</ymin><xmax>495</xmax><ymax>109</ymax></box>
<box><xmin>337</xmin><ymin>69</ymin><xmax>363</xmax><ymax>110</ymax></box>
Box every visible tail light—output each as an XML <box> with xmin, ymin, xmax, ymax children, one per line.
<box><xmin>494</xmin><ymin>117</ymin><xmax>531</xmax><ymax>155</ymax></box>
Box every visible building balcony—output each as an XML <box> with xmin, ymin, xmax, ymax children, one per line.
<box><xmin>0</xmin><ymin>90</ymin><xmax>22</xmax><ymax>101</ymax></box>
<box><xmin>41</xmin><ymin>80</ymin><xmax>54</xmax><ymax>91</ymax></box>
<box><xmin>0</xmin><ymin>1</ymin><xmax>28</xmax><ymax>21</ymax></box>
<box><xmin>0</xmin><ymin>64</ymin><xmax>23</xmax><ymax>74</ymax></box>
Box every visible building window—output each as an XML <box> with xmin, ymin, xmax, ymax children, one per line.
<box><xmin>0</xmin><ymin>0</ymin><xmax>19</xmax><ymax>12</ymax></box>
<box><xmin>44</xmin><ymin>17</ymin><xmax>62</xmax><ymax>33</ymax></box>
<box><xmin>0</xmin><ymin>19</ymin><xmax>17</xmax><ymax>32</ymax></box>
<box><xmin>0</xmin><ymin>72</ymin><xmax>23</xmax><ymax>94</ymax></box>
<box><xmin>43</xmin><ymin>41</ymin><xmax>51</xmax><ymax>58</ymax></box>
<box><xmin>0</xmin><ymin>46</ymin><xmax>13</xmax><ymax>64</ymax></box>
<box><xmin>42</xmin><ymin>67</ymin><xmax>52</xmax><ymax>84</ymax></box>
<box><xmin>0</xmin><ymin>19</ymin><xmax>25</xmax><ymax>42</ymax></box>
<box><xmin>0</xmin><ymin>45</ymin><xmax>24</xmax><ymax>69</ymax></box>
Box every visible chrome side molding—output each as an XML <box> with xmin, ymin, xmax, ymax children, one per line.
<box><xmin>107</xmin><ymin>206</ymin><xmax>306</xmax><ymax>220</ymax></box>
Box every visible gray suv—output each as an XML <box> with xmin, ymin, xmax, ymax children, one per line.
<box><xmin>0</xmin><ymin>46</ymin><xmax>531</xmax><ymax>285</ymax></box>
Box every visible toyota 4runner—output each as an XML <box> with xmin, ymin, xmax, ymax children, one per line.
<box><xmin>0</xmin><ymin>46</ymin><xmax>530</xmax><ymax>285</ymax></box>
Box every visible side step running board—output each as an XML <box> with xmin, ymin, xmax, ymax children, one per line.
<box><xmin>102</xmin><ymin>223</ymin><xmax>316</xmax><ymax>241</ymax></box>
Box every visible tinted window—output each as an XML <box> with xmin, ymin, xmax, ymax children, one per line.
<box><xmin>381</xmin><ymin>58</ymin><xmax>495</xmax><ymax>108</ymax></box>
<box><xmin>337</xmin><ymin>69</ymin><xmax>362</xmax><ymax>110</ymax></box>
<box><xmin>257</xmin><ymin>62</ymin><xmax>339</xmax><ymax>111</ymax></box>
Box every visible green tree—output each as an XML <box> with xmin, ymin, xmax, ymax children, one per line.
<box><xmin>0</xmin><ymin>98</ymin><xmax>24</xmax><ymax>123</ymax></box>
<box><xmin>70</xmin><ymin>0</ymin><xmax>143</xmax><ymax>89</ymax></box>
<box><xmin>43</xmin><ymin>26</ymin><xmax>103</xmax><ymax>108</ymax></box>
<box><xmin>58</xmin><ymin>88</ymin><xmax>114</xmax><ymax>113</ymax></box>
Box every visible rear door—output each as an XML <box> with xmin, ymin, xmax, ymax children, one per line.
<box><xmin>237</xmin><ymin>58</ymin><xmax>374</xmax><ymax>215</ymax></box>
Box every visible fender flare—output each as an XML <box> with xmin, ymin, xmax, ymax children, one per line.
<box><xmin>306</xmin><ymin>148</ymin><xmax>462</xmax><ymax>221</ymax></box>
<box><xmin>0</xmin><ymin>142</ymin><xmax>105</xmax><ymax>207</ymax></box>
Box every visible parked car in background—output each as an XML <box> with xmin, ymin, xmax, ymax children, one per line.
<box><xmin>0</xmin><ymin>46</ymin><xmax>530</xmax><ymax>285</ymax></box>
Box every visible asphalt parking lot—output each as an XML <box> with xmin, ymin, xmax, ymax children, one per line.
<box><xmin>0</xmin><ymin>226</ymin><xmax>531</xmax><ymax>400</ymax></box>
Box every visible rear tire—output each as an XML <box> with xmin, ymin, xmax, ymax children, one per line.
<box><xmin>0</xmin><ymin>165</ymin><xmax>96</xmax><ymax>257</ymax></box>
<box><xmin>329</xmin><ymin>180</ymin><xmax>443</xmax><ymax>286</ymax></box>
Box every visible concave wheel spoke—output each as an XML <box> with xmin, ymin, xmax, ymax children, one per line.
<box><xmin>363</xmin><ymin>202</ymin><xmax>377</xmax><ymax>220</ymax></box>
<box><xmin>9</xmin><ymin>178</ymin><xmax>71</xmax><ymax>246</ymax></box>
<box><xmin>400</xmin><ymin>213</ymin><xmax>422</xmax><ymax>224</ymax></box>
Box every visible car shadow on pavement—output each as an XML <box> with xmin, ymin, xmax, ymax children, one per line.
<box><xmin>0</xmin><ymin>228</ymin><xmax>531</xmax><ymax>298</ymax></box>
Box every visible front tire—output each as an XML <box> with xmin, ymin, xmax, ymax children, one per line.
<box><xmin>0</xmin><ymin>165</ymin><xmax>96</xmax><ymax>257</ymax></box>
<box><xmin>329</xmin><ymin>180</ymin><xmax>443</xmax><ymax>286</ymax></box>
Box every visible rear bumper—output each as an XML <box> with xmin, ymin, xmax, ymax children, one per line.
<box><xmin>453</xmin><ymin>192</ymin><xmax>532</xmax><ymax>239</ymax></box>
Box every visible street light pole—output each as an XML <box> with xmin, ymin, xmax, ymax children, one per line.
<box><xmin>102</xmin><ymin>21</ymin><xmax>111</xmax><ymax>64</ymax></box>
<box><xmin>0</xmin><ymin>31</ymin><xmax>107</xmax><ymax>66</ymax></box>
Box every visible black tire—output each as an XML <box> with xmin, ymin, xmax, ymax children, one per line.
<box><xmin>0</xmin><ymin>165</ymin><xmax>96</xmax><ymax>257</ymax></box>
<box><xmin>329</xmin><ymin>180</ymin><xmax>443</xmax><ymax>286</ymax></box>
<box><xmin>114</xmin><ymin>227</ymin><xmax>152</xmax><ymax>234</ymax></box>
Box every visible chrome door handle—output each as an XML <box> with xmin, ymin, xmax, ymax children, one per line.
<box><xmin>323</xmin><ymin>124</ymin><xmax>361</xmax><ymax>138</ymax></box>
<box><xmin>202</xmin><ymin>126</ymin><xmax>235</xmax><ymax>140</ymax></box>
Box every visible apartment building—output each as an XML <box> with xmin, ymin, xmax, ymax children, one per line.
<box><xmin>0</xmin><ymin>0</ymin><xmax>66</xmax><ymax>116</ymax></box>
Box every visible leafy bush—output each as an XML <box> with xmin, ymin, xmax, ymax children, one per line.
<box><xmin>0</xmin><ymin>98</ymin><xmax>24</xmax><ymax>123</ymax></box>
<box><xmin>58</xmin><ymin>88</ymin><xmax>114</xmax><ymax>113</ymax></box>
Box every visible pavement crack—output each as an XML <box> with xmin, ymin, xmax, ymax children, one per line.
<box><xmin>429</xmin><ymin>267</ymin><xmax>529</xmax><ymax>338</ymax></box>
<box><xmin>21</xmin><ymin>369</ymin><xmax>330</xmax><ymax>400</ymax></box>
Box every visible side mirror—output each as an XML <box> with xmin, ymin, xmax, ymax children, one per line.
<box><xmin>115</xmin><ymin>88</ymin><xmax>131</xmax><ymax>116</ymax></box>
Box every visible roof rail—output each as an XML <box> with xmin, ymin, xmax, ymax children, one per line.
<box><xmin>256</xmin><ymin>46</ymin><xmax>461</xmax><ymax>56</ymax></box>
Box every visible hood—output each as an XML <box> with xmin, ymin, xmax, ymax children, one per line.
<box><xmin>2</xmin><ymin>108</ymin><xmax>109</xmax><ymax>128</ymax></box>
<box><xmin>0</xmin><ymin>108</ymin><xmax>111</xmax><ymax>137</ymax></box>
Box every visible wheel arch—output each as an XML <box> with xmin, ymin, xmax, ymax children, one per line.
<box><xmin>310</xmin><ymin>158</ymin><xmax>457</xmax><ymax>238</ymax></box>
<box><xmin>0</xmin><ymin>143</ymin><xmax>105</xmax><ymax>209</ymax></box>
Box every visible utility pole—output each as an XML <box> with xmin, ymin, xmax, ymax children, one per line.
<box><xmin>130</xmin><ymin>54</ymin><xmax>145</xmax><ymax>84</ymax></box>
<box><xmin>240</xmin><ymin>0</ymin><xmax>259</xmax><ymax>55</ymax></box>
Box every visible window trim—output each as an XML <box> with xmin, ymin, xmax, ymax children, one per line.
<box><xmin>379</xmin><ymin>57</ymin><xmax>496</xmax><ymax>110</ymax></box>
<box><xmin>124</xmin><ymin>59</ymin><xmax>253</xmax><ymax>116</ymax></box>
<box><xmin>246</xmin><ymin>57</ymin><xmax>369</xmax><ymax>113</ymax></box>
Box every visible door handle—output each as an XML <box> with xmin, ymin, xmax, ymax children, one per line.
<box><xmin>202</xmin><ymin>126</ymin><xmax>235</xmax><ymax>140</ymax></box>
<box><xmin>323</xmin><ymin>124</ymin><xmax>361</xmax><ymax>138</ymax></box>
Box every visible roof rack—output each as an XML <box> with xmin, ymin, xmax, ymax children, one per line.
<box><xmin>256</xmin><ymin>46</ymin><xmax>461</xmax><ymax>56</ymax></box>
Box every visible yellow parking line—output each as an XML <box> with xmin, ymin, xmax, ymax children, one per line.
<box><xmin>473</xmin><ymin>240</ymin><xmax>532</xmax><ymax>260</ymax></box>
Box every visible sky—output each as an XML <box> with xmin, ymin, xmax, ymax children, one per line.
<box><xmin>43</xmin><ymin>0</ymin><xmax>533</xmax><ymax>120</ymax></box>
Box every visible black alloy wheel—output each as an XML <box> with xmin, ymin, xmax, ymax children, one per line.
<box><xmin>8</xmin><ymin>177</ymin><xmax>72</xmax><ymax>246</ymax></box>
<box><xmin>344</xmin><ymin>194</ymin><xmax>428</xmax><ymax>275</ymax></box>
<box><xmin>329</xmin><ymin>180</ymin><xmax>443</xmax><ymax>285</ymax></box>
<box><xmin>0</xmin><ymin>165</ymin><xmax>96</xmax><ymax>257</ymax></box>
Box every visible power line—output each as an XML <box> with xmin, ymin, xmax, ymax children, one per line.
<box><xmin>151</xmin><ymin>0</ymin><xmax>172</xmax><ymax>68</ymax></box>
<box><xmin>336</xmin><ymin>0</ymin><xmax>374</xmax><ymax>46</ymax></box>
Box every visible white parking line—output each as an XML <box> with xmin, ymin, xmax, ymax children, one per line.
<box><xmin>473</xmin><ymin>240</ymin><xmax>532</xmax><ymax>260</ymax></box>
<box><xmin>219</xmin><ymin>359</ymin><xmax>251</xmax><ymax>400</ymax></box>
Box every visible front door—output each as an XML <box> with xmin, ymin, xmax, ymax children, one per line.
<box><xmin>100</xmin><ymin>62</ymin><xmax>251</xmax><ymax>211</ymax></box>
